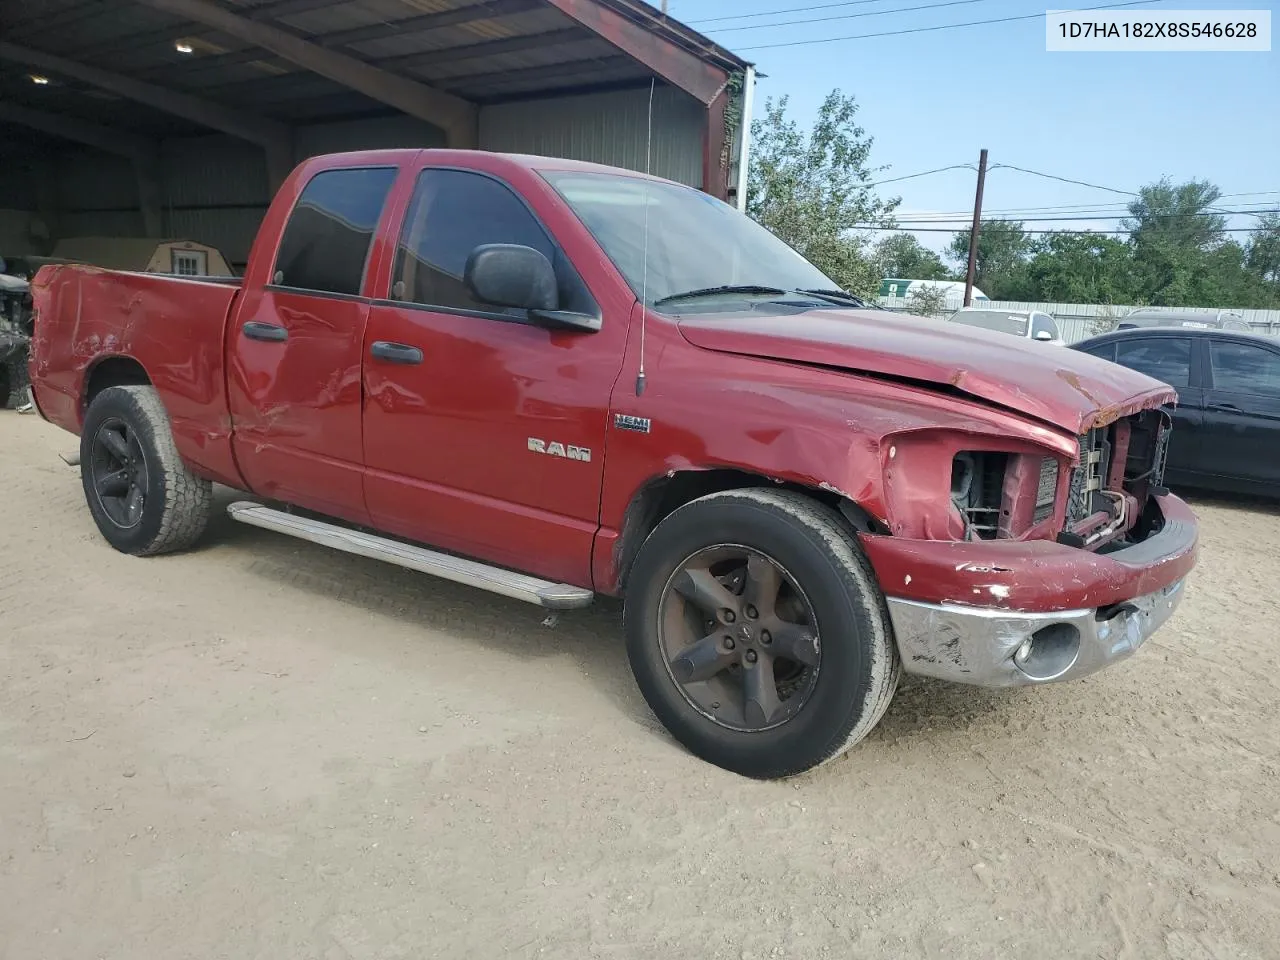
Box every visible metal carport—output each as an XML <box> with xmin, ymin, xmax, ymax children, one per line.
<box><xmin>0</xmin><ymin>0</ymin><xmax>754</xmax><ymax>269</ymax></box>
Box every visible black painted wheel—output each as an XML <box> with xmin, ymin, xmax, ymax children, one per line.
<box><xmin>658</xmin><ymin>545</ymin><xmax>821</xmax><ymax>732</ymax></box>
<box><xmin>79</xmin><ymin>385</ymin><xmax>214</xmax><ymax>555</ymax></box>
<box><xmin>625</xmin><ymin>488</ymin><xmax>901</xmax><ymax>779</ymax></box>
<box><xmin>88</xmin><ymin>416</ymin><xmax>150</xmax><ymax>529</ymax></box>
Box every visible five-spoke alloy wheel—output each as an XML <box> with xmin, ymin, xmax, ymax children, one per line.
<box><xmin>625</xmin><ymin>488</ymin><xmax>901</xmax><ymax>779</ymax></box>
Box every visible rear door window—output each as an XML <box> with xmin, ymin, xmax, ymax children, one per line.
<box><xmin>1209</xmin><ymin>340</ymin><xmax>1280</xmax><ymax>397</ymax></box>
<box><xmin>273</xmin><ymin>166</ymin><xmax>398</xmax><ymax>297</ymax></box>
<box><xmin>1114</xmin><ymin>337</ymin><xmax>1192</xmax><ymax>387</ymax></box>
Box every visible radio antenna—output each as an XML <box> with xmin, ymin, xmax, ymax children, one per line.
<box><xmin>635</xmin><ymin>76</ymin><xmax>655</xmax><ymax>397</ymax></box>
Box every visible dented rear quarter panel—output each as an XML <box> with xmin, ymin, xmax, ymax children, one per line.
<box><xmin>29</xmin><ymin>264</ymin><xmax>245</xmax><ymax>488</ymax></box>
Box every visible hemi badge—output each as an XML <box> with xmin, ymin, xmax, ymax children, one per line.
<box><xmin>614</xmin><ymin>413</ymin><xmax>651</xmax><ymax>434</ymax></box>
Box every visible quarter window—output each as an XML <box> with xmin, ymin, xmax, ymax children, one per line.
<box><xmin>1114</xmin><ymin>338</ymin><xmax>1191</xmax><ymax>387</ymax></box>
<box><xmin>273</xmin><ymin>166</ymin><xmax>398</xmax><ymax>297</ymax></box>
<box><xmin>1210</xmin><ymin>340</ymin><xmax>1280</xmax><ymax>397</ymax></box>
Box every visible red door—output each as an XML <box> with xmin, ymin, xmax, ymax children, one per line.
<box><xmin>227</xmin><ymin>164</ymin><xmax>400</xmax><ymax>522</ymax></box>
<box><xmin>361</xmin><ymin>165</ymin><xmax>628</xmax><ymax>587</ymax></box>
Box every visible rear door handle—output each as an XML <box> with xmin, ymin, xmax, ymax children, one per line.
<box><xmin>370</xmin><ymin>341</ymin><xmax>424</xmax><ymax>365</ymax></box>
<box><xmin>242</xmin><ymin>321</ymin><xmax>288</xmax><ymax>342</ymax></box>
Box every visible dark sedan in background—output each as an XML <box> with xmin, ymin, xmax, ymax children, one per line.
<box><xmin>1073</xmin><ymin>327</ymin><xmax>1280</xmax><ymax>497</ymax></box>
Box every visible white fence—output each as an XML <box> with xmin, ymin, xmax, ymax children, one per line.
<box><xmin>876</xmin><ymin>298</ymin><xmax>1280</xmax><ymax>343</ymax></box>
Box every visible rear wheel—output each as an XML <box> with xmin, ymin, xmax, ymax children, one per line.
<box><xmin>624</xmin><ymin>488</ymin><xmax>900</xmax><ymax>779</ymax></box>
<box><xmin>79</xmin><ymin>385</ymin><xmax>214</xmax><ymax>555</ymax></box>
<box><xmin>1</xmin><ymin>348</ymin><xmax>28</xmax><ymax>409</ymax></box>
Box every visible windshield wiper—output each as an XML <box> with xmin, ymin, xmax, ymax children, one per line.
<box><xmin>653</xmin><ymin>285</ymin><xmax>788</xmax><ymax>306</ymax></box>
<box><xmin>794</xmin><ymin>288</ymin><xmax>878</xmax><ymax>308</ymax></box>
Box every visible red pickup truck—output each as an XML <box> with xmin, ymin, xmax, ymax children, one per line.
<box><xmin>28</xmin><ymin>149</ymin><xmax>1198</xmax><ymax>778</ymax></box>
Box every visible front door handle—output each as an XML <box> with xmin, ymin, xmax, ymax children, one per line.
<box><xmin>370</xmin><ymin>341</ymin><xmax>424</xmax><ymax>365</ymax></box>
<box><xmin>1207</xmin><ymin>402</ymin><xmax>1241</xmax><ymax>413</ymax></box>
<box><xmin>242</xmin><ymin>321</ymin><xmax>288</xmax><ymax>342</ymax></box>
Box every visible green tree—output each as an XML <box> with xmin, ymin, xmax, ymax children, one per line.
<box><xmin>1007</xmin><ymin>233</ymin><xmax>1137</xmax><ymax>304</ymax></box>
<box><xmin>1246</xmin><ymin>212</ymin><xmax>1280</xmax><ymax>284</ymax></box>
<box><xmin>947</xmin><ymin>220</ymin><xmax>1032</xmax><ymax>299</ymax></box>
<box><xmin>873</xmin><ymin>234</ymin><xmax>951</xmax><ymax>281</ymax></box>
<box><xmin>905</xmin><ymin>284</ymin><xmax>950</xmax><ymax>318</ymax></box>
<box><xmin>747</xmin><ymin>90</ymin><xmax>899</xmax><ymax>297</ymax></box>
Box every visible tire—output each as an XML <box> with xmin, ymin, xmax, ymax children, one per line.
<box><xmin>79</xmin><ymin>385</ymin><xmax>214</xmax><ymax>555</ymax></box>
<box><xmin>1</xmin><ymin>349</ymin><xmax>27</xmax><ymax>409</ymax></box>
<box><xmin>624</xmin><ymin>488</ymin><xmax>900</xmax><ymax>779</ymax></box>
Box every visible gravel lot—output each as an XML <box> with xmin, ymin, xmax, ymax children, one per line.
<box><xmin>2</xmin><ymin>412</ymin><xmax>1278</xmax><ymax>960</ymax></box>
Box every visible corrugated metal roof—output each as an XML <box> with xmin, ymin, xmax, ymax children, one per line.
<box><xmin>0</xmin><ymin>0</ymin><xmax>748</xmax><ymax>143</ymax></box>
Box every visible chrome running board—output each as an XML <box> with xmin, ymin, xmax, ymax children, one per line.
<box><xmin>227</xmin><ymin>501</ymin><xmax>594</xmax><ymax>610</ymax></box>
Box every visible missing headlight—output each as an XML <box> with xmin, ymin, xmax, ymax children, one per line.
<box><xmin>951</xmin><ymin>452</ymin><xmax>1008</xmax><ymax>540</ymax></box>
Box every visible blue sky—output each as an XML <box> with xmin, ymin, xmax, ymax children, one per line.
<box><xmin>670</xmin><ymin>0</ymin><xmax>1279</xmax><ymax>256</ymax></box>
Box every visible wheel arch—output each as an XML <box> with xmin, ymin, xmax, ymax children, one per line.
<box><xmin>83</xmin><ymin>355</ymin><xmax>152</xmax><ymax>413</ymax></box>
<box><xmin>608</xmin><ymin>467</ymin><xmax>885</xmax><ymax>597</ymax></box>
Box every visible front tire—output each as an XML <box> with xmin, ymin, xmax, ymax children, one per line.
<box><xmin>79</xmin><ymin>385</ymin><xmax>214</xmax><ymax>555</ymax></box>
<box><xmin>624</xmin><ymin>488</ymin><xmax>900</xmax><ymax>779</ymax></box>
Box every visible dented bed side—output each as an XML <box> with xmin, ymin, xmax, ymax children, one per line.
<box><xmin>28</xmin><ymin>264</ymin><xmax>247</xmax><ymax>490</ymax></box>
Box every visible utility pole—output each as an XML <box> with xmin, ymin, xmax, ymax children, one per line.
<box><xmin>963</xmin><ymin>148</ymin><xmax>988</xmax><ymax>307</ymax></box>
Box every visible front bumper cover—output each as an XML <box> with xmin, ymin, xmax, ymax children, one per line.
<box><xmin>886</xmin><ymin>577</ymin><xmax>1186</xmax><ymax>686</ymax></box>
<box><xmin>863</xmin><ymin>493</ymin><xmax>1197</xmax><ymax>687</ymax></box>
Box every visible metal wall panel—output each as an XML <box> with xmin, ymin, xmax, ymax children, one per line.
<box><xmin>56</xmin><ymin>151</ymin><xmax>137</xmax><ymax>211</ymax></box>
<box><xmin>294</xmin><ymin>114</ymin><xmax>446</xmax><ymax>159</ymax></box>
<box><xmin>479</xmin><ymin>85</ymin><xmax>705</xmax><ymax>188</ymax></box>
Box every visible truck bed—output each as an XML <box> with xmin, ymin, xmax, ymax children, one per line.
<box><xmin>29</xmin><ymin>264</ymin><xmax>244</xmax><ymax>488</ymax></box>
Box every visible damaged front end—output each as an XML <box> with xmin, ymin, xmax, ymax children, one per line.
<box><xmin>947</xmin><ymin>405</ymin><xmax>1173</xmax><ymax>551</ymax></box>
<box><xmin>859</xmin><ymin>400</ymin><xmax>1196</xmax><ymax>688</ymax></box>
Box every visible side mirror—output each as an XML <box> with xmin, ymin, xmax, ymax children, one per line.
<box><xmin>1034</xmin><ymin>330</ymin><xmax>1055</xmax><ymax>341</ymax></box>
<box><xmin>463</xmin><ymin>243</ymin><xmax>601</xmax><ymax>333</ymax></box>
<box><xmin>465</xmin><ymin>243</ymin><xmax>558</xmax><ymax>311</ymax></box>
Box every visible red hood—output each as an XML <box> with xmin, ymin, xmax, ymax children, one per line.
<box><xmin>676</xmin><ymin>308</ymin><xmax>1176</xmax><ymax>434</ymax></box>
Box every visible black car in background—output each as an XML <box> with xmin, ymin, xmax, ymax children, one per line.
<box><xmin>1073</xmin><ymin>327</ymin><xmax>1280</xmax><ymax>497</ymax></box>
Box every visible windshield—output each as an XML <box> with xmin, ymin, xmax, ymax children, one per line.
<box><xmin>540</xmin><ymin>170</ymin><xmax>841</xmax><ymax>310</ymax></box>
<box><xmin>950</xmin><ymin>310</ymin><xmax>1029</xmax><ymax>336</ymax></box>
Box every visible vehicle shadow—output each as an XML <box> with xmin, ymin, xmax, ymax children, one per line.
<box><xmin>201</xmin><ymin>487</ymin><xmax>654</xmax><ymax>726</ymax></box>
<box><xmin>200</xmin><ymin>489</ymin><xmax>1041</xmax><ymax>752</ymax></box>
<box><xmin>1177</xmin><ymin>487</ymin><xmax>1280</xmax><ymax>517</ymax></box>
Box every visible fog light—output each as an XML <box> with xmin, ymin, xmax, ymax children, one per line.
<box><xmin>1014</xmin><ymin>639</ymin><xmax>1033</xmax><ymax>664</ymax></box>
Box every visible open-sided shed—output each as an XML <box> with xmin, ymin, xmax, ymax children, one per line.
<box><xmin>0</xmin><ymin>0</ymin><xmax>755</xmax><ymax>269</ymax></box>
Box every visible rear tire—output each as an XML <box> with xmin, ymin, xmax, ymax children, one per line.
<box><xmin>1</xmin><ymin>349</ymin><xmax>27</xmax><ymax>409</ymax></box>
<box><xmin>79</xmin><ymin>385</ymin><xmax>214</xmax><ymax>555</ymax></box>
<box><xmin>624</xmin><ymin>488</ymin><xmax>900</xmax><ymax>779</ymax></box>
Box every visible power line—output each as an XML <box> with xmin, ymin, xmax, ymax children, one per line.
<box><xmin>889</xmin><ymin>208</ymin><xmax>1280</xmax><ymax>224</ymax></box>
<box><xmin>868</xmin><ymin>226</ymin><xmax>1266</xmax><ymax>234</ymax></box>
<box><xmin>904</xmin><ymin>199</ymin><xmax>1280</xmax><ymax>218</ymax></box>
<box><xmin>703</xmin><ymin>0</ymin><xmax>996</xmax><ymax>35</ymax></box>
<box><xmin>689</xmin><ymin>0</ymin><xmax>893</xmax><ymax>26</ymax></box>
<box><xmin>736</xmin><ymin>0</ymin><xmax>1168</xmax><ymax>50</ymax></box>
<box><xmin>989</xmin><ymin>163</ymin><xmax>1136</xmax><ymax>196</ymax></box>
<box><xmin>862</xmin><ymin>163</ymin><xmax>976</xmax><ymax>187</ymax></box>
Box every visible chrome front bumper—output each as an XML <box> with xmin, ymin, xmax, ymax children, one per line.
<box><xmin>885</xmin><ymin>578</ymin><xmax>1186</xmax><ymax>687</ymax></box>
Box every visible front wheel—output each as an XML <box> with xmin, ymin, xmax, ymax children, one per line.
<box><xmin>624</xmin><ymin>488</ymin><xmax>900</xmax><ymax>779</ymax></box>
<box><xmin>79</xmin><ymin>385</ymin><xmax>214</xmax><ymax>555</ymax></box>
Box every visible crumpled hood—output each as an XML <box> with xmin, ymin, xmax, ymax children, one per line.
<box><xmin>676</xmin><ymin>308</ymin><xmax>1176</xmax><ymax>435</ymax></box>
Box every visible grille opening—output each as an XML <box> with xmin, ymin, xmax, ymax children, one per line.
<box><xmin>951</xmin><ymin>452</ymin><xmax>1008</xmax><ymax>540</ymax></box>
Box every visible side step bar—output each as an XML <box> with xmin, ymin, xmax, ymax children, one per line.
<box><xmin>227</xmin><ymin>501</ymin><xmax>594</xmax><ymax>610</ymax></box>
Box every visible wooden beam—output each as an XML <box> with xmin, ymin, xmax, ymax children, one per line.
<box><xmin>133</xmin><ymin>0</ymin><xmax>477</xmax><ymax>147</ymax></box>
<box><xmin>538</xmin><ymin>0</ymin><xmax>728</xmax><ymax>105</ymax></box>
<box><xmin>0</xmin><ymin>101</ymin><xmax>158</xmax><ymax>163</ymax></box>
<box><xmin>0</xmin><ymin>40</ymin><xmax>291</xmax><ymax>153</ymax></box>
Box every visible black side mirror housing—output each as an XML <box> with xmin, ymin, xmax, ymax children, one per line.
<box><xmin>465</xmin><ymin>243</ymin><xmax>558</xmax><ymax>311</ymax></box>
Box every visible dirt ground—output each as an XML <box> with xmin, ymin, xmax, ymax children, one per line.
<box><xmin>2</xmin><ymin>412</ymin><xmax>1278</xmax><ymax>960</ymax></box>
